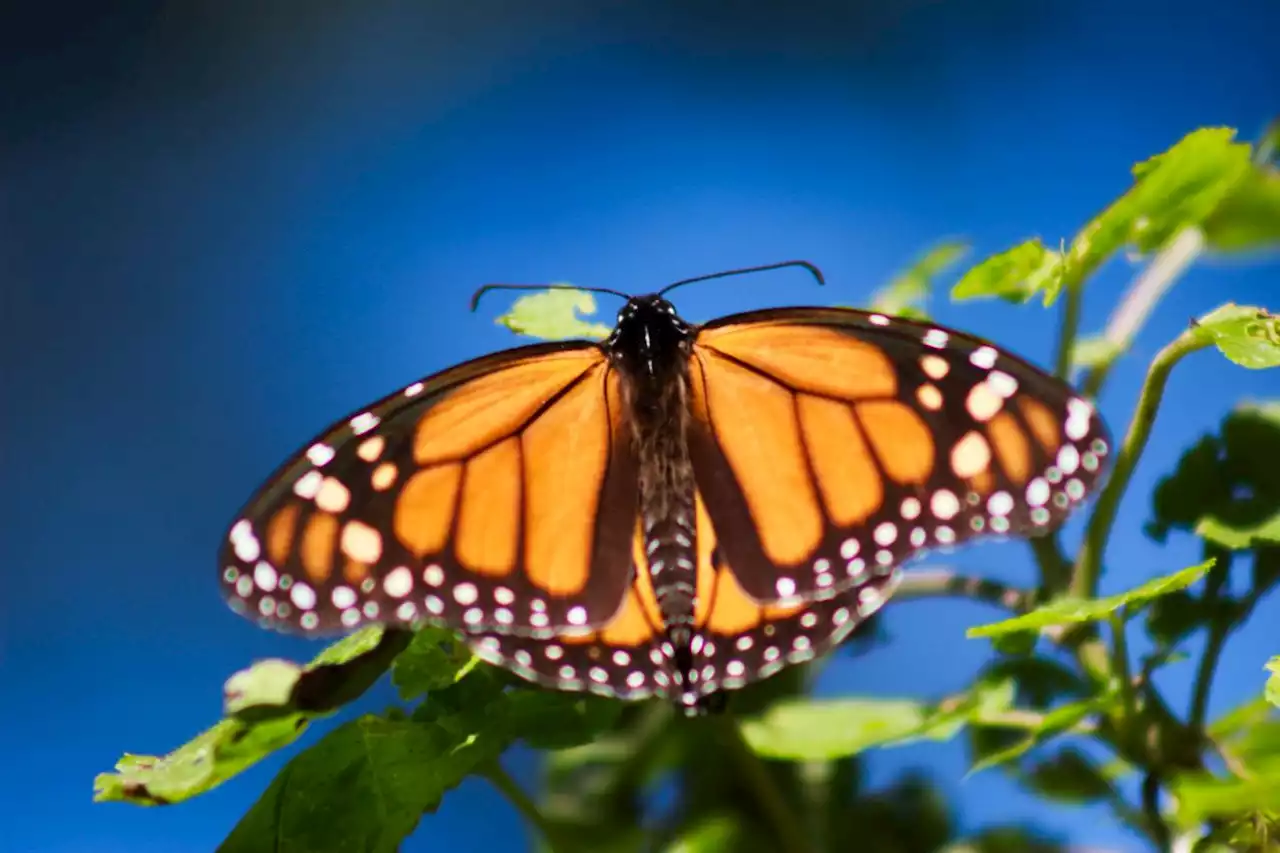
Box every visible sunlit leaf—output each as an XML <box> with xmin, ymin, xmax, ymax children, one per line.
<box><xmin>1170</xmin><ymin>772</ymin><xmax>1280</xmax><ymax>830</ymax></box>
<box><xmin>495</xmin><ymin>288</ymin><xmax>612</xmax><ymax>340</ymax></box>
<box><xmin>951</xmin><ymin>239</ymin><xmax>1065</xmax><ymax>305</ymax></box>
<box><xmin>390</xmin><ymin>626</ymin><xmax>480</xmax><ymax>701</ymax></box>
<box><xmin>967</xmin><ymin>560</ymin><xmax>1214</xmax><ymax>639</ymax></box>
<box><xmin>1070</xmin><ymin>128</ymin><xmax>1254</xmax><ymax>280</ymax></box>
<box><xmin>870</xmin><ymin>239</ymin><xmax>969</xmax><ymax>320</ymax></box>
<box><xmin>1193</xmin><ymin>303</ymin><xmax>1280</xmax><ymax>370</ymax></box>
<box><xmin>94</xmin><ymin>626</ymin><xmax>410</xmax><ymax>806</ymax></box>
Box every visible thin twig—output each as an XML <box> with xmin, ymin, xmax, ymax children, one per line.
<box><xmin>1187</xmin><ymin>553</ymin><xmax>1233</xmax><ymax>735</ymax></box>
<box><xmin>1110</xmin><ymin>612</ymin><xmax>1137</xmax><ymax>724</ymax></box>
<box><xmin>708</xmin><ymin>714</ymin><xmax>813</xmax><ymax>853</ymax></box>
<box><xmin>483</xmin><ymin>761</ymin><xmax>572</xmax><ymax>853</ymax></box>
<box><xmin>1072</xmin><ymin>329</ymin><xmax>1210</xmax><ymax>599</ymax></box>
<box><xmin>1142</xmin><ymin>771</ymin><xmax>1172</xmax><ymax>850</ymax></box>
<box><xmin>894</xmin><ymin>567</ymin><xmax>1037</xmax><ymax>612</ymax></box>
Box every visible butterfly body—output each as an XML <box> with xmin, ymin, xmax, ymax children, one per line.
<box><xmin>220</xmin><ymin>285</ymin><xmax>1111</xmax><ymax>711</ymax></box>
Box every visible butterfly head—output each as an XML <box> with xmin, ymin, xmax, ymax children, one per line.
<box><xmin>607</xmin><ymin>294</ymin><xmax>694</xmax><ymax>377</ymax></box>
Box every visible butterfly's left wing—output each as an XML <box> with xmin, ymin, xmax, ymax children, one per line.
<box><xmin>218</xmin><ymin>342</ymin><xmax>641</xmax><ymax>637</ymax></box>
<box><xmin>686</xmin><ymin>307</ymin><xmax>1111</xmax><ymax>605</ymax></box>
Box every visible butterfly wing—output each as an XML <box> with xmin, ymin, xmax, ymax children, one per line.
<box><xmin>687</xmin><ymin>307</ymin><xmax>1111</xmax><ymax>604</ymax></box>
<box><xmin>218</xmin><ymin>342</ymin><xmax>640</xmax><ymax>636</ymax></box>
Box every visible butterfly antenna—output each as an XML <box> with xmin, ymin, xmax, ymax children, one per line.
<box><xmin>470</xmin><ymin>283</ymin><xmax>631</xmax><ymax>312</ymax></box>
<box><xmin>657</xmin><ymin>260</ymin><xmax>825</xmax><ymax>298</ymax></box>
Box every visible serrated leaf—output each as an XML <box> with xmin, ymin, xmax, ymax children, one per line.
<box><xmin>870</xmin><ymin>239</ymin><xmax>969</xmax><ymax>320</ymax></box>
<box><xmin>1267</xmin><ymin>658</ymin><xmax>1280</xmax><ymax>709</ymax></box>
<box><xmin>495</xmin><ymin>288</ymin><xmax>612</xmax><ymax>340</ymax></box>
<box><xmin>951</xmin><ymin>239</ymin><xmax>1065</xmax><ymax>305</ymax></box>
<box><xmin>220</xmin><ymin>715</ymin><xmax>499</xmax><ymax>853</ymax></box>
<box><xmin>967</xmin><ymin>560</ymin><xmax>1214</xmax><ymax>639</ymax></box>
<box><xmin>1193</xmin><ymin>303</ymin><xmax>1280</xmax><ymax>369</ymax></box>
<box><xmin>1069</xmin><ymin>127</ymin><xmax>1254</xmax><ymax>278</ymax></box>
<box><xmin>94</xmin><ymin>626</ymin><xmax>410</xmax><ymax>806</ymax></box>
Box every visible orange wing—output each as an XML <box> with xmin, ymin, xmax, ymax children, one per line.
<box><xmin>465</xmin><ymin>516</ymin><xmax>675</xmax><ymax>701</ymax></box>
<box><xmin>687</xmin><ymin>307</ymin><xmax>1111</xmax><ymax>604</ymax></box>
<box><xmin>218</xmin><ymin>342</ymin><xmax>640</xmax><ymax>636</ymax></box>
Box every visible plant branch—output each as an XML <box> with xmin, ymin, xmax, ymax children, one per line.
<box><xmin>1188</xmin><ymin>552</ymin><xmax>1236</xmax><ymax>734</ymax></box>
<box><xmin>483</xmin><ymin>762</ymin><xmax>572</xmax><ymax>853</ymax></box>
<box><xmin>1142</xmin><ymin>771</ymin><xmax>1172</xmax><ymax>850</ymax></box>
<box><xmin>1072</xmin><ymin>329</ymin><xmax>1210</xmax><ymax>600</ymax></box>
<box><xmin>1109</xmin><ymin>612</ymin><xmax>1136</xmax><ymax>725</ymax></box>
<box><xmin>1054</xmin><ymin>276</ymin><xmax>1086</xmax><ymax>380</ymax></box>
<box><xmin>708</xmin><ymin>714</ymin><xmax>813</xmax><ymax>853</ymax></box>
<box><xmin>894</xmin><ymin>567</ymin><xmax>1037</xmax><ymax>612</ymax></box>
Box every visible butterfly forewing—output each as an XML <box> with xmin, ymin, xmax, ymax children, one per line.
<box><xmin>687</xmin><ymin>308</ymin><xmax>1111</xmax><ymax>605</ymax></box>
<box><xmin>218</xmin><ymin>342</ymin><xmax>640</xmax><ymax>636</ymax></box>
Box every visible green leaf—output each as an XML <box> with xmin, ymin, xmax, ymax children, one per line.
<box><xmin>1068</xmin><ymin>127</ymin><xmax>1254</xmax><ymax>277</ymax></box>
<box><xmin>1193</xmin><ymin>303</ymin><xmax>1280</xmax><ymax>370</ymax></box>
<box><xmin>390</xmin><ymin>627</ymin><xmax>480</xmax><ymax>701</ymax></box>
<box><xmin>664</xmin><ymin>815</ymin><xmax>743</xmax><ymax>853</ymax></box>
<box><xmin>220</xmin><ymin>715</ymin><xmax>500</xmax><ymax>853</ymax></box>
<box><xmin>967</xmin><ymin>689</ymin><xmax>1120</xmax><ymax>776</ymax></box>
<box><xmin>1202</xmin><ymin>162</ymin><xmax>1280</xmax><ymax>252</ymax></box>
<box><xmin>1170</xmin><ymin>772</ymin><xmax>1280</xmax><ymax>830</ymax></box>
<box><xmin>967</xmin><ymin>560</ymin><xmax>1214</xmax><ymax>640</ymax></box>
<box><xmin>92</xmin><ymin>716</ymin><xmax>308</xmax><ymax>806</ymax></box>
<box><xmin>94</xmin><ymin>626</ymin><xmax>410</xmax><ymax>806</ymax></box>
<box><xmin>951</xmin><ymin>239</ymin><xmax>1065</xmax><ymax>305</ymax></box>
<box><xmin>1023</xmin><ymin>747</ymin><xmax>1113</xmax><ymax>804</ymax></box>
<box><xmin>1144</xmin><ymin>590</ymin><xmax>1209</xmax><ymax>648</ymax></box>
<box><xmin>1267</xmin><ymin>658</ymin><xmax>1280</xmax><ymax>709</ymax></box>
<box><xmin>739</xmin><ymin>698</ymin><xmax>934</xmax><ymax>760</ymax></box>
<box><xmin>495</xmin><ymin>288</ymin><xmax>612</xmax><ymax>340</ymax></box>
<box><xmin>502</xmin><ymin>691</ymin><xmax>624</xmax><ymax>751</ymax></box>
<box><xmin>1148</xmin><ymin>402</ymin><xmax>1280</xmax><ymax>549</ymax></box>
<box><xmin>870</xmin><ymin>239</ymin><xmax>969</xmax><ymax>320</ymax></box>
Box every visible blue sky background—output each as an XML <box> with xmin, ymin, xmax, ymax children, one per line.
<box><xmin>3</xmin><ymin>1</ymin><xmax>1278</xmax><ymax>850</ymax></box>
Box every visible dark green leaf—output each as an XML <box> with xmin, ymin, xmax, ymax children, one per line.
<box><xmin>951</xmin><ymin>239</ymin><xmax>1065</xmax><ymax>305</ymax></box>
<box><xmin>979</xmin><ymin>656</ymin><xmax>1090</xmax><ymax>709</ymax></box>
<box><xmin>390</xmin><ymin>626</ymin><xmax>479</xmax><ymax>700</ymax></box>
<box><xmin>1145</xmin><ymin>590</ymin><xmax>1209</xmax><ymax>647</ymax></box>
<box><xmin>503</xmin><ymin>691</ymin><xmax>624</xmax><ymax>750</ymax></box>
<box><xmin>495</xmin><ymin>288</ymin><xmax>612</xmax><ymax>340</ymax></box>
<box><xmin>220</xmin><ymin>715</ymin><xmax>501</xmax><ymax>853</ymax></box>
<box><xmin>1023</xmin><ymin>748</ymin><xmax>1113</xmax><ymax>804</ymax></box>
<box><xmin>1193</xmin><ymin>304</ymin><xmax>1280</xmax><ymax>370</ymax></box>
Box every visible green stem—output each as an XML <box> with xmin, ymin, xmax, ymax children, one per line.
<box><xmin>1110</xmin><ymin>611</ymin><xmax>1136</xmax><ymax>725</ymax></box>
<box><xmin>708</xmin><ymin>714</ymin><xmax>813</xmax><ymax>853</ymax></box>
<box><xmin>1188</xmin><ymin>552</ymin><xmax>1235</xmax><ymax>734</ymax></box>
<box><xmin>1053</xmin><ymin>276</ymin><xmax>1085</xmax><ymax>380</ymax></box>
<box><xmin>484</xmin><ymin>761</ymin><xmax>571</xmax><ymax>853</ymax></box>
<box><xmin>1071</xmin><ymin>329</ymin><xmax>1210</xmax><ymax>600</ymax></box>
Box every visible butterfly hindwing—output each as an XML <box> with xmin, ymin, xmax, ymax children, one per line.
<box><xmin>687</xmin><ymin>307</ymin><xmax>1110</xmax><ymax>605</ymax></box>
<box><xmin>218</xmin><ymin>342</ymin><xmax>640</xmax><ymax>636</ymax></box>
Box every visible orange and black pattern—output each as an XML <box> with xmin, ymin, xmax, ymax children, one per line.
<box><xmin>219</xmin><ymin>292</ymin><xmax>1110</xmax><ymax>710</ymax></box>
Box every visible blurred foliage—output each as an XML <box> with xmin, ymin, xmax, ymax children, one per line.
<box><xmin>97</xmin><ymin>125</ymin><xmax>1280</xmax><ymax>851</ymax></box>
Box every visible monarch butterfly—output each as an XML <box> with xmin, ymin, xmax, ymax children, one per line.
<box><xmin>219</xmin><ymin>261</ymin><xmax>1110</xmax><ymax>711</ymax></box>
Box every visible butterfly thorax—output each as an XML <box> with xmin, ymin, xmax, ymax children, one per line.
<box><xmin>607</xmin><ymin>296</ymin><xmax>700</xmax><ymax>694</ymax></box>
